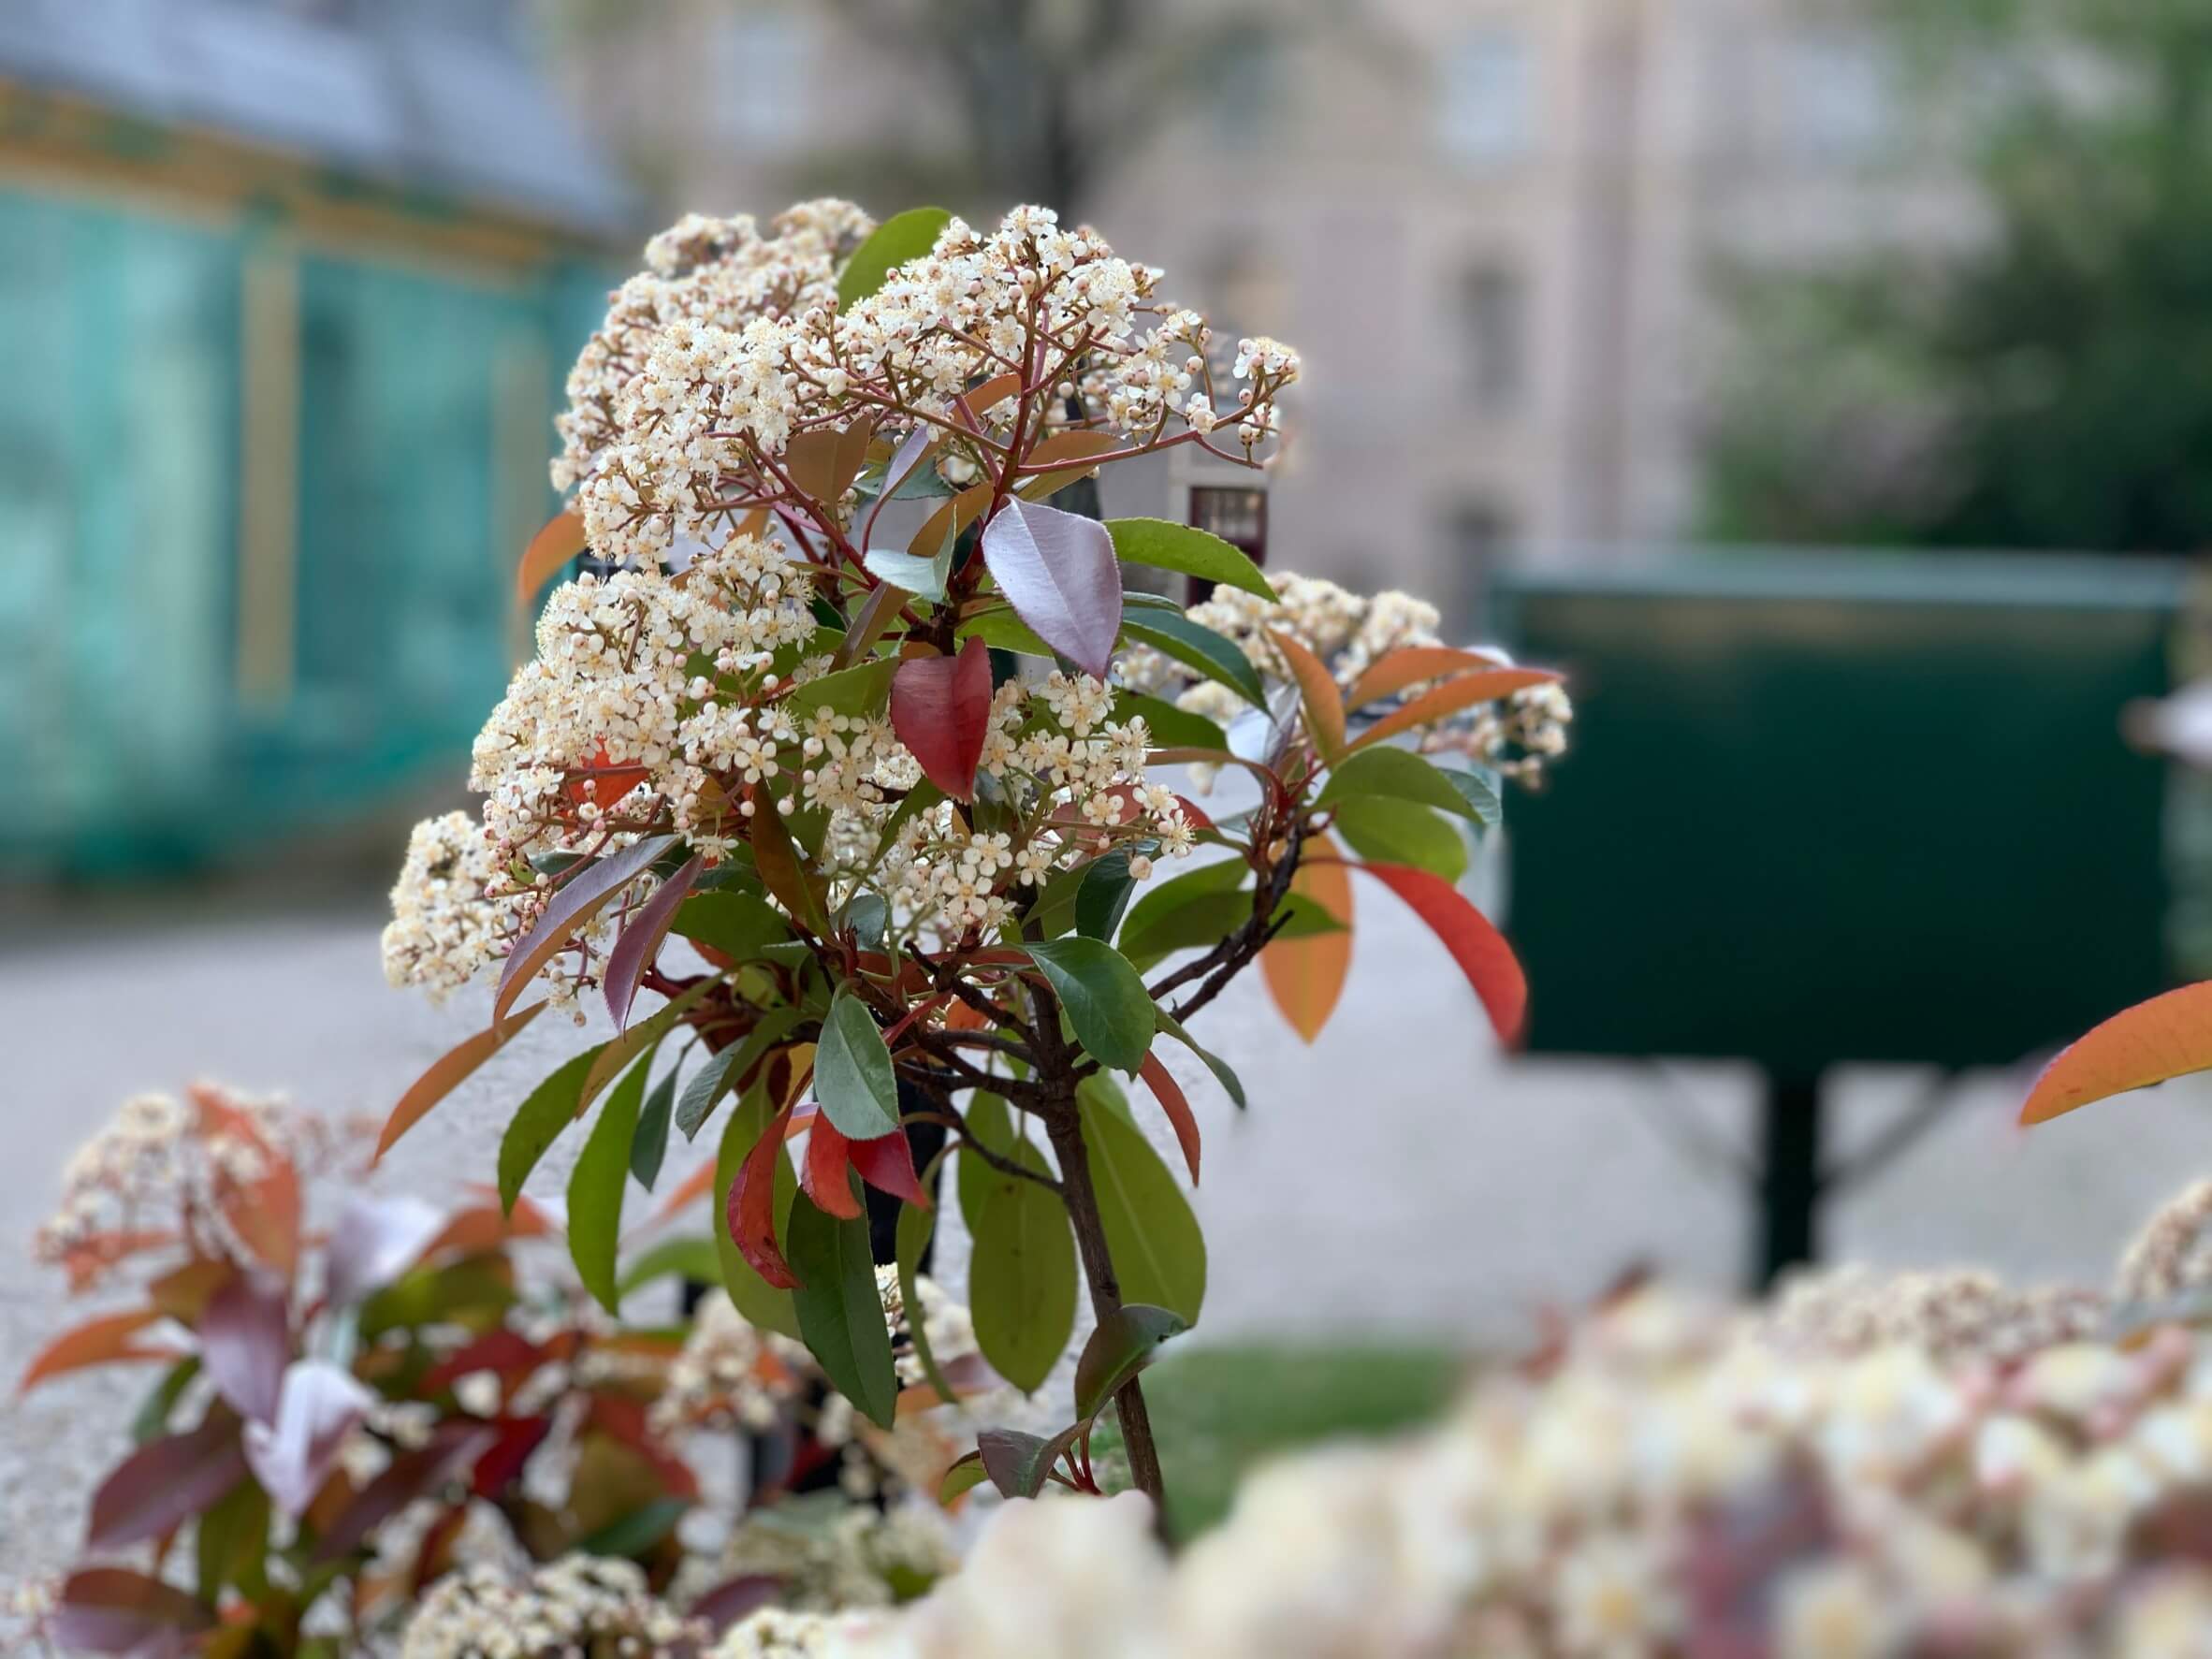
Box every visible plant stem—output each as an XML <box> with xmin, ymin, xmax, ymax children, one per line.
<box><xmin>1044</xmin><ymin>1109</ymin><xmax>1167</xmax><ymax>1516</ymax></box>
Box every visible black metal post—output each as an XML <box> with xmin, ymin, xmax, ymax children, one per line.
<box><xmin>1753</xmin><ymin>1070</ymin><xmax>1825</xmax><ymax>1288</ymax></box>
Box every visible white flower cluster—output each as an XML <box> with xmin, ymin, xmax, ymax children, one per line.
<box><xmin>1123</xmin><ymin>572</ymin><xmax>1574</xmax><ymax>784</ymax></box>
<box><xmin>831</xmin><ymin>1177</ymin><xmax>2212</xmax><ymax>1658</ymax></box>
<box><xmin>579</xmin><ymin>203</ymin><xmax>1297</xmax><ymax>572</ymax></box>
<box><xmin>707</xmin><ymin>1498</ymin><xmax>958</xmax><ymax>1616</ymax></box>
<box><xmin>34</xmin><ymin>1084</ymin><xmax>342</xmax><ymax>1281</ymax></box>
<box><xmin>380</xmin><ymin>808</ymin><xmax>519</xmax><ymax>1002</ymax></box>
<box><xmin>712</xmin><ymin>1607</ymin><xmax>895</xmax><ymax>1658</ymax></box>
<box><xmin>650</xmin><ymin>1291</ymin><xmax>814</xmax><ymax>1437</ymax></box>
<box><xmin>398</xmin><ymin>1555</ymin><xmax>708</xmax><ymax>1658</ymax></box>
<box><xmin>555</xmin><ymin>200</ymin><xmax>875</xmax><ymax>499</ymax></box>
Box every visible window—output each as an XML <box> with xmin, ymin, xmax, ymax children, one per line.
<box><xmin>1457</xmin><ymin>263</ymin><xmax>1524</xmax><ymax>412</ymax></box>
<box><xmin>1438</xmin><ymin>27</ymin><xmax>1534</xmax><ymax>167</ymax></box>
<box><xmin>713</xmin><ymin>11</ymin><xmax>811</xmax><ymax>147</ymax></box>
<box><xmin>1445</xmin><ymin>502</ymin><xmax>1514</xmax><ymax>633</ymax></box>
<box><xmin>1782</xmin><ymin>29</ymin><xmax>1888</xmax><ymax>162</ymax></box>
<box><xmin>1187</xmin><ymin>486</ymin><xmax>1268</xmax><ymax>604</ymax></box>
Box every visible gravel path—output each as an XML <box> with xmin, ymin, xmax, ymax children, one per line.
<box><xmin>6</xmin><ymin>889</ymin><xmax>2211</xmax><ymax>1584</ymax></box>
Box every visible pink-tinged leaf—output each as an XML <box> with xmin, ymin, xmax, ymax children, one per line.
<box><xmin>495</xmin><ymin>836</ymin><xmax>678</xmax><ymax>1023</ymax></box>
<box><xmin>313</xmin><ymin>1421</ymin><xmax>497</xmax><ymax>1563</ymax></box>
<box><xmin>19</xmin><ymin>1308</ymin><xmax>169</xmax><ymax>1394</ymax></box>
<box><xmin>604</xmin><ymin>854</ymin><xmax>705</xmax><ymax>1029</ymax></box>
<box><xmin>729</xmin><ymin>1103</ymin><xmax>802</xmax><ymax>1288</ymax></box>
<box><xmin>376</xmin><ymin>1001</ymin><xmax>549</xmax><ymax>1165</ymax></box>
<box><xmin>516</xmin><ymin>509</ymin><xmax>588</xmax><ymax>607</ymax></box>
<box><xmin>468</xmin><ymin>1415</ymin><xmax>553</xmax><ymax>1498</ymax></box>
<box><xmin>1346</xmin><ymin>645</ymin><xmax>1512</xmax><ymax>711</ymax></box>
<box><xmin>1261</xmin><ymin>837</ymin><xmax>1353</xmax><ymax>1044</ymax></box>
<box><xmin>891</xmin><ymin>638</ymin><xmax>993</xmax><ymax>802</ymax></box>
<box><xmin>325</xmin><ymin>1193</ymin><xmax>447</xmax><ymax>1309</ymax></box>
<box><xmin>200</xmin><ymin>1272</ymin><xmax>291</xmax><ymax>1425</ymax></box>
<box><xmin>1354</xmin><ymin>862</ymin><xmax>1527</xmax><ymax>1044</ymax></box>
<box><xmin>86</xmin><ymin>1419</ymin><xmax>249</xmax><ymax>1551</ymax></box>
<box><xmin>1139</xmin><ymin>1052</ymin><xmax>1202</xmax><ymax>1184</ymax></box>
<box><xmin>1270</xmin><ymin>629</ymin><xmax>1347</xmax><ymax>761</ymax></box>
<box><xmin>243</xmin><ymin>1361</ymin><xmax>374</xmax><ymax>1518</ymax></box>
<box><xmin>691</xmin><ymin>1575</ymin><xmax>785</xmax><ymax>1634</ymax></box>
<box><xmin>2020</xmin><ymin>981</ymin><xmax>2212</xmax><ymax>1125</ymax></box>
<box><xmin>802</xmin><ymin>1118</ymin><xmax>866</xmax><ymax>1219</ymax></box>
<box><xmin>978</xmin><ymin>495</ymin><xmax>1123</xmax><ymax>678</ymax></box>
<box><xmin>1346</xmin><ymin>668</ymin><xmax>1563</xmax><ymax>753</ymax></box>
<box><xmin>52</xmin><ymin>1568</ymin><xmax>212</xmax><ymax>1654</ymax></box>
<box><xmin>1015</xmin><ymin>429</ymin><xmax>1123</xmax><ymax>502</ymax></box>
<box><xmin>851</xmin><ymin>1128</ymin><xmax>931</xmax><ymax>1207</ymax></box>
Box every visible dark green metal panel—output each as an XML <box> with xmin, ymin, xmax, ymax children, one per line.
<box><xmin>1494</xmin><ymin>554</ymin><xmax>2183</xmax><ymax>1074</ymax></box>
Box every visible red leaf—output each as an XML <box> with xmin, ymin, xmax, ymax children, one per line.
<box><xmin>1139</xmin><ymin>1052</ymin><xmax>1202</xmax><ymax>1184</ymax></box>
<box><xmin>1354</xmin><ymin>862</ymin><xmax>1527</xmax><ymax>1044</ymax></box>
<box><xmin>420</xmin><ymin>1329</ymin><xmax>546</xmax><ymax>1398</ymax></box>
<box><xmin>192</xmin><ymin>1085</ymin><xmax>300</xmax><ymax>1277</ymax></box>
<box><xmin>200</xmin><ymin>1272</ymin><xmax>292</xmax><ymax>1425</ymax></box>
<box><xmin>86</xmin><ymin>1419</ymin><xmax>249</xmax><ymax>1552</ymax></box>
<box><xmin>494</xmin><ymin>834</ymin><xmax>677</xmax><ymax>1022</ymax></box>
<box><xmin>728</xmin><ymin>1103</ymin><xmax>802</xmax><ymax>1288</ymax></box>
<box><xmin>1346</xmin><ymin>668</ymin><xmax>1562</xmax><ymax>753</ymax></box>
<box><xmin>376</xmin><ymin>1003</ymin><xmax>549</xmax><ymax>1165</ymax></box>
<box><xmin>566</xmin><ymin>743</ymin><xmax>652</xmax><ymax>812</ymax></box>
<box><xmin>978</xmin><ymin>496</ymin><xmax>1123</xmax><ymax>679</ymax></box>
<box><xmin>584</xmin><ymin>1393</ymin><xmax>701</xmax><ymax>1501</ymax></box>
<box><xmin>469</xmin><ymin>1416</ymin><xmax>553</xmax><ymax>1498</ymax></box>
<box><xmin>1261</xmin><ymin>836</ymin><xmax>1353</xmax><ymax>1043</ymax></box>
<box><xmin>802</xmin><ymin>1119</ymin><xmax>866</xmax><ymax>1219</ymax></box>
<box><xmin>690</xmin><ymin>1575</ymin><xmax>785</xmax><ymax>1634</ymax></box>
<box><xmin>313</xmin><ymin>1421</ymin><xmax>497</xmax><ymax>1564</ymax></box>
<box><xmin>516</xmin><ymin>509</ymin><xmax>588</xmax><ymax>607</ymax></box>
<box><xmin>53</xmin><ymin>1567</ymin><xmax>212</xmax><ymax>1653</ymax></box>
<box><xmin>2021</xmin><ymin>981</ymin><xmax>2212</xmax><ymax>1125</ymax></box>
<box><xmin>891</xmin><ymin>637</ymin><xmax>993</xmax><ymax>802</ymax></box>
<box><xmin>410</xmin><ymin>1503</ymin><xmax>472</xmax><ymax>1595</ymax></box>
<box><xmin>604</xmin><ymin>854</ymin><xmax>705</xmax><ymax>1028</ymax></box>
<box><xmin>851</xmin><ymin>1128</ymin><xmax>931</xmax><ymax>1207</ymax></box>
<box><xmin>19</xmin><ymin>1308</ymin><xmax>170</xmax><ymax>1393</ymax></box>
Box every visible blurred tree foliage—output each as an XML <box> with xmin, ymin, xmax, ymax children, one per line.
<box><xmin>1704</xmin><ymin>0</ymin><xmax>2212</xmax><ymax>552</ymax></box>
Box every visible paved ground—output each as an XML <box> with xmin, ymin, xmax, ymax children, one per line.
<box><xmin>7</xmin><ymin>881</ymin><xmax>2212</xmax><ymax>1583</ymax></box>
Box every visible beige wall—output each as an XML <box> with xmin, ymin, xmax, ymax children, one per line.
<box><xmin>546</xmin><ymin>0</ymin><xmax>1965</xmax><ymax>626</ymax></box>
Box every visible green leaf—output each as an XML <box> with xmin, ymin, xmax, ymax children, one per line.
<box><xmin>568</xmin><ymin>1054</ymin><xmax>648</xmax><ymax>1315</ymax></box>
<box><xmin>957</xmin><ymin>606</ymin><xmax>1060</xmax><ymax>661</ymax></box>
<box><xmin>196</xmin><ymin>1473</ymin><xmax>270</xmax><ymax>1603</ymax></box>
<box><xmin>864</xmin><ymin>542</ymin><xmax>952</xmax><ymax>603</ymax></box>
<box><xmin>617</xmin><ymin>1235</ymin><xmax>720</xmax><ymax>1297</ymax></box>
<box><xmin>939</xmin><ymin>1453</ymin><xmax>990</xmax><ymax>1505</ymax></box>
<box><xmin>1110</xmin><ymin>691</ymin><xmax>1229</xmax><ymax>752</ymax></box>
<box><xmin>714</xmin><ymin>1089</ymin><xmax>800</xmax><ymax>1340</ymax></box>
<box><xmin>498</xmin><ymin>1044</ymin><xmax>608</xmax><ymax>1214</ymax></box>
<box><xmin>1074</xmin><ymin>1304</ymin><xmax>1188</xmax><ymax>1424</ymax></box>
<box><xmin>838</xmin><ymin>206</ymin><xmax>953</xmax><ymax>310</ymax></box>
<box><xmin>677</xmin><ymin>1008</ymin><xmax>804</xmax><ymax>1141</ymax></box>
<box><xmin>968</xmin><ymin>1133</ymin><xmax>1077</xmax><ymax>1394</ymax></box>
<box><xmin>1076</xmin><ymin>849</ymin><xmax>1139</xmax><ymax>942</ymax></box>
<box><xmin>1122</xmin><ymin>614</ymin><xmax>1266</xmax><ymax>706</ymax></box>
<box><xmin>1025</xmin><ymin>938</ymin><xmax>1156</xmax><ymax>1073</ymax></box>
<box><xmin>1332</xmin><ymin>796</ymin><xmax>1468</xmax><ymax>881</ymax></box>
<box><xmin>977</xmin><ymin>1425</ymin><xmax>1084</xmax><ymax>1499</ymax></box>
<box><xmin>1080</xmin><ymin>1087</ymin><xmax>1206</xmax><ymax>1323</ymax></box>
<box><xmin>815</xmin><ymin>987</ymin><xmax>902</xmax><ymax>1139</ymax></box>
<box><xmin>787</xmin><ymin>658</ymin><xmax>898</xmax><ymax>719</ymax></box>
<box><xmin>1106</xmin><ymin>517</ymin><xmax>1276</xmax><ymax>601</ymax></box>
<box><xmin>1152</xmin><ymin>1005</ymin><xmax>1247</xmax><ymax>1111</ymax></box>
<box><xmin>1444</xmin><ymin>765</ymin><xmax>1504</xmax><ymax>828</ymax></box>
<box><xmin>672</xmin><ymin>891</ymin><xmax>793</xmax><ymax>963</ymax></box>
<box><xmin>789</xmin><ymin>1193</ymin><xmax>900</xmax><ymax>1429</ymax></box>
<box><xmin>575</xmin><ymin>1497</ymin><xmax>688</xmax><ymax>1559</ymax></box>
<box><xmin>630</xmin><ymin>1063</ymin><xmax>677</xmax><ymax>1191</ymax></box>
<box><xmin>1117</xmin><ymin>868</ymin><xmax>1346</xmax><ymax>974</ymax></box>
<box><xmin>1317</xmin><ymin>746</ymin><xmax>1491</xmax><ymax>822</ymax></box>
<box><xmin>131</xmin><ymin>1358</ymin><xmax>202</xmax><ymax>1446</ymax></box>
<box><xmin>1116</xmin><ymin>857</ymin><xmax>1248</xmax><ymax>968</ymax></box>
<box><xmin>895</xmin><ymin>1155</ymin><xmax>960</xmax><ymax>1404</ymax></box>
<box><xmin>957</xmin><ymin>1091</ymin><xmax>1013</xmax><ymax>1233</ymax></box>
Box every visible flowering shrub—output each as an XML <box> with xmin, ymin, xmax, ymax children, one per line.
<box><xmin>381</xmin><ymin>197</ymin><xmax>1563</xmax><ymax>1511</ymax></box>
<box><xmin>12</xmin><ymin>1085</ymin><xmax>971</xmax><ymax>1655</ymax></box>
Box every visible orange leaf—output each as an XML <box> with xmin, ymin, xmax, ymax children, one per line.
<box><xmin>1015</xmin><ymin>430</ymin><xmax>1123</xmax><ymax>502</ymax></box>
<box><xmin>1261</xmin><ymin>835</ymin><xmax>1353</xmax><ymax>1042</ymax></box>
<box><xmin>1139</xmin><ymin>1052</ymin><xmax>1201</xmax><ymax>1184</ymax></box>
<box><xmin>377</xmin><ymin>1002</ymin><xmax>549</xmax><ymax>1165</ymax></box>
<box><xmin>1346</xmin><ymin>669</ymin><xmax>1562</xmax><ymax>753</ymax></box>
<box><xmin>148</xmin><ymin>1257</ymin><xmax>238</xmax><ymax>1325</ymax></box>
<box><xmin>1346</xmin><ymin>646</ymin><xmax>1512</xmax><ymax>712</ymax></box>
<box><xmin>1352</xmin><ymin>862</ymin><xmax>1527</xmax><ymax>1045</ymax></box>
<box><xmin>20</xmin><ymin>1308</ymin><xmax>171</xmax><ymax>1393</ymax></box>
<box><xmin>1270</xmin><ymin>630</ymin><xmax>1346</xmax><ymax>761</ymax></box>
<box><xmin>730</xmin><ymin>1103</ymin><xmax>802</xmax><ymax>1289</ymax></box>
<box><xmin>910</xmin><ymin>481</ymin><xmax>994</xmax><ymax>557</ymax></box>
<box><xmin>516</xmin><ymin>511</ymin><xmax>588</xmax><ymax>608</ymax></box>
<box><xmin>191</xmin><ymin>1086</ymin><xmax>299</xmax><ymax>1277</ymax></box>
<box><xmin>2020</xmin><ymin>981</ymin><xmax>2212</xmax><ymax>1125</ymax></box>
<box><xmin>783</xmin><ymin>413</ymin><xmax>880</xmax><ymax>503</ymax></box>
<box><xmin>958</xmin><ymin>371</ymin><xmax>1023</xmax><ymax>427</ymax></box>
<box><xmin>642</xmin><ymin>1160</ymin><xmax>718</xmax><ymax>1231</ymax></box>
<box><xmin>801</xmin><ymin>1120</ymin><xmax>866</xmax><ymax>1219</ymax></box>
